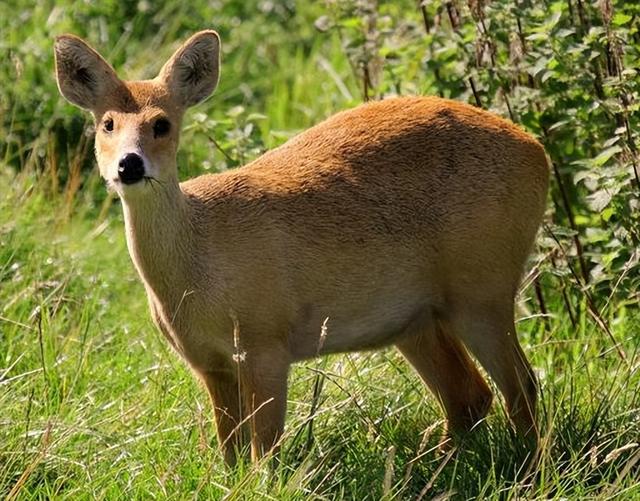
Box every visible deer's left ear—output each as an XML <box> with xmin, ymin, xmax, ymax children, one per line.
<box><xmin>157</xmin><ymin>30</ymin><xmax>220</xmax><ymax>107</ymax></box>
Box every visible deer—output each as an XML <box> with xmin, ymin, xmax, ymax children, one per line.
<box><xmin>54</xmin><ymin>30</ymin><xmax>549</xmax><ymax>466</ymax></box>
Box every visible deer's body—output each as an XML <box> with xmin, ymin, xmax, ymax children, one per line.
<box><xmin>55</xmin><ymin>31</ymin><xmax>549</xmax><ymax>465</ymax></box>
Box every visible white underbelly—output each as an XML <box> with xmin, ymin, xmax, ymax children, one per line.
<box><xmin>287</xmin><ymin>290</ymin><xmax>437</xmax><ymax>360</ymax></box>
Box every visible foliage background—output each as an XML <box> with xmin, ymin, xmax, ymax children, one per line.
<box><xmin>0</xmin><ymin>0</ymin><xmax>638</xmax><ymax>499</ymax></box>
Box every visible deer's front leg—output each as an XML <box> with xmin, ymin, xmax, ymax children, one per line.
<box><xmin>200</xmin><ymin>369</ymin><xmax>249</xmax><ymax>466</ymax></box>
<box><xmin>241</xmin><ymin>347</ymin><xmax>290</xmax><ymax>462</ymax></box>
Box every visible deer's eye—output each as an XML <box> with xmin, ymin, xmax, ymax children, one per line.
<box><xmin>103</xmin><ymin>118</ymin><xmax>114</xmax><ymax>133</ymax></box>
<box><xmin>153</xmin><ymin>118</ymin><xmax>171</xmax><ymax>138</ymax></box>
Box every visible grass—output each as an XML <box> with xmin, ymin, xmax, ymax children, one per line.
<box><xmin>1</xmin><ymin>0</ymin><xmax>640</xmax><ymax>499</ymax></box>
<box><xmin>1</xmin><ymin>156</ymin><xmax>639</xmax><ymax>500</ymax></box>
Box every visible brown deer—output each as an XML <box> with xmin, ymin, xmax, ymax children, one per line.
<box><xmin>54</xmin><ymin>30</ymin><xmax>549</xmax><ymax>465</ymax></box>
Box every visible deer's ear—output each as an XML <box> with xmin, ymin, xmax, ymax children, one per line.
<box><xmin>157</xmin><ymin>30</ymin><xmax>220</xmax><ymax>107</ymax></box>
<box><xmin>54</xmin><ymin>35</ymin><xmax>122</xmax><ymax>111</ymax></box>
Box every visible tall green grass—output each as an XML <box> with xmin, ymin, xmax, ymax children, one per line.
<box><xmin>1</xmin><ymin>169</ymin><xmax>638</xmax><ymax>498</ymax></box>
<box><xmin>1</xmin><ymin>0</ymin><xmax>639</xmax><ymax>499</ymax></box>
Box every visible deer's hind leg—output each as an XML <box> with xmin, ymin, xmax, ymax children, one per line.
<box><xmin>444</xmin><ymin>298</ymin><xmax>538</xmax><ymax>438</ymax></box>
<box><xmin>396</xmin><ymin>318</ymin><xmax>493</xmax><ymax>445</ymax></box>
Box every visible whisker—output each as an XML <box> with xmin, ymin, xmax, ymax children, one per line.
<box><xmin>142</xmin><ymin>176</ymin><xmax>166</xmax><ymax>195</ymax></box>
<box><xmin>144</xmin><ymin>176</ymin><xmax>165</xmax><ymax>187</ymax></box>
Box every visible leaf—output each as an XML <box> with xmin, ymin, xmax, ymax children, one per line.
<box><xmin>593</xmin><ymin>145</ymin><xmax>622</xmax><ymax>167</ymax></box>
<box><xmin>574</xmin><ymin>170</ymin><xmax>597</xmax><ymax>184</ymax></box>
<box><xmin>586</xmin><ymin>190</ymin><xmax>612</xmax><ymax>212</ymax></box>
<box><xmin>548</xmin><ymin>119</ymin><xmax>570</xmax><ymax>133</ymax></box>
<box><xmin>602</xmin><ymin>135</ymin><xmax>621</xmax><ymax>148</ymax></box>
<box><xmin>612</xmin><ymin>13</ymin><xmax>633</xmax><ymax>26</ymax></box>
<box><xmin>314</xmin><ymin>15</ymin><xmax>333</xmax><ymax>32</ymax></box>
<box><xmin>339</xmin><ymin>17</ymin><xmax>361</xmax><ymax>29</ymax></box>
<box><xmin>227</xmin><ymin>106</ymin><xmax>245</xmax><ymax>118</ymax></box>
<box><xmin>586</xmin><ymin>186</ymin><xmax>620</xmax><ymax>212</ymax></box>
<box><xmin>246</xmin><ymin>113</ymin><xmax>267</xmax><ymax>121</ymax></box>
<box><xmin>601</xmin><ymin>208</ymin><xmax>615</xmax><ymax>221</ymax></box>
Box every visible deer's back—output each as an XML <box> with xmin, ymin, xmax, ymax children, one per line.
<box><xmin>185</xmin><ymin>96</ymin><xmax>547</xmax><ymax>249</ymax></box>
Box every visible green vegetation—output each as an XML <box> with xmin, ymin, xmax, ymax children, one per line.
<box><xmin>1</xmin><ymin>0</ymin><xmax>638</xmax><ymax>499</ymax></box>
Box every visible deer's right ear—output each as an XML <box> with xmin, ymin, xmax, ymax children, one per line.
<box><xmin>54</xmin><ymin>35</ymin><xmax>121</xmax><ymax>111</ymax></box>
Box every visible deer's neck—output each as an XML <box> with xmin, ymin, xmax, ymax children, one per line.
<box><xmin>121</xmin><ymin>181</ymin><xmax>194</xmax><ymax>311</ymax></box>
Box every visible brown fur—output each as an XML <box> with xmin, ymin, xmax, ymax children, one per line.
<box><xmin>54</xmin><ymin>31</ymin><xmax>549</xmax><ymax>465</ymax></box>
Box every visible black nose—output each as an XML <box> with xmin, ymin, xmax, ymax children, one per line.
<box><xmin>118</xmin><ymin>153</ymin><xmax>145</xmax><ymax>184</ymax></box>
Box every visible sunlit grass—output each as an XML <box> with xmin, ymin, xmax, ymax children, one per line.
<box><xmin>1</xmin><ymin>168</ymin><xmax>639</xmax><ymax>499</ymax></box>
